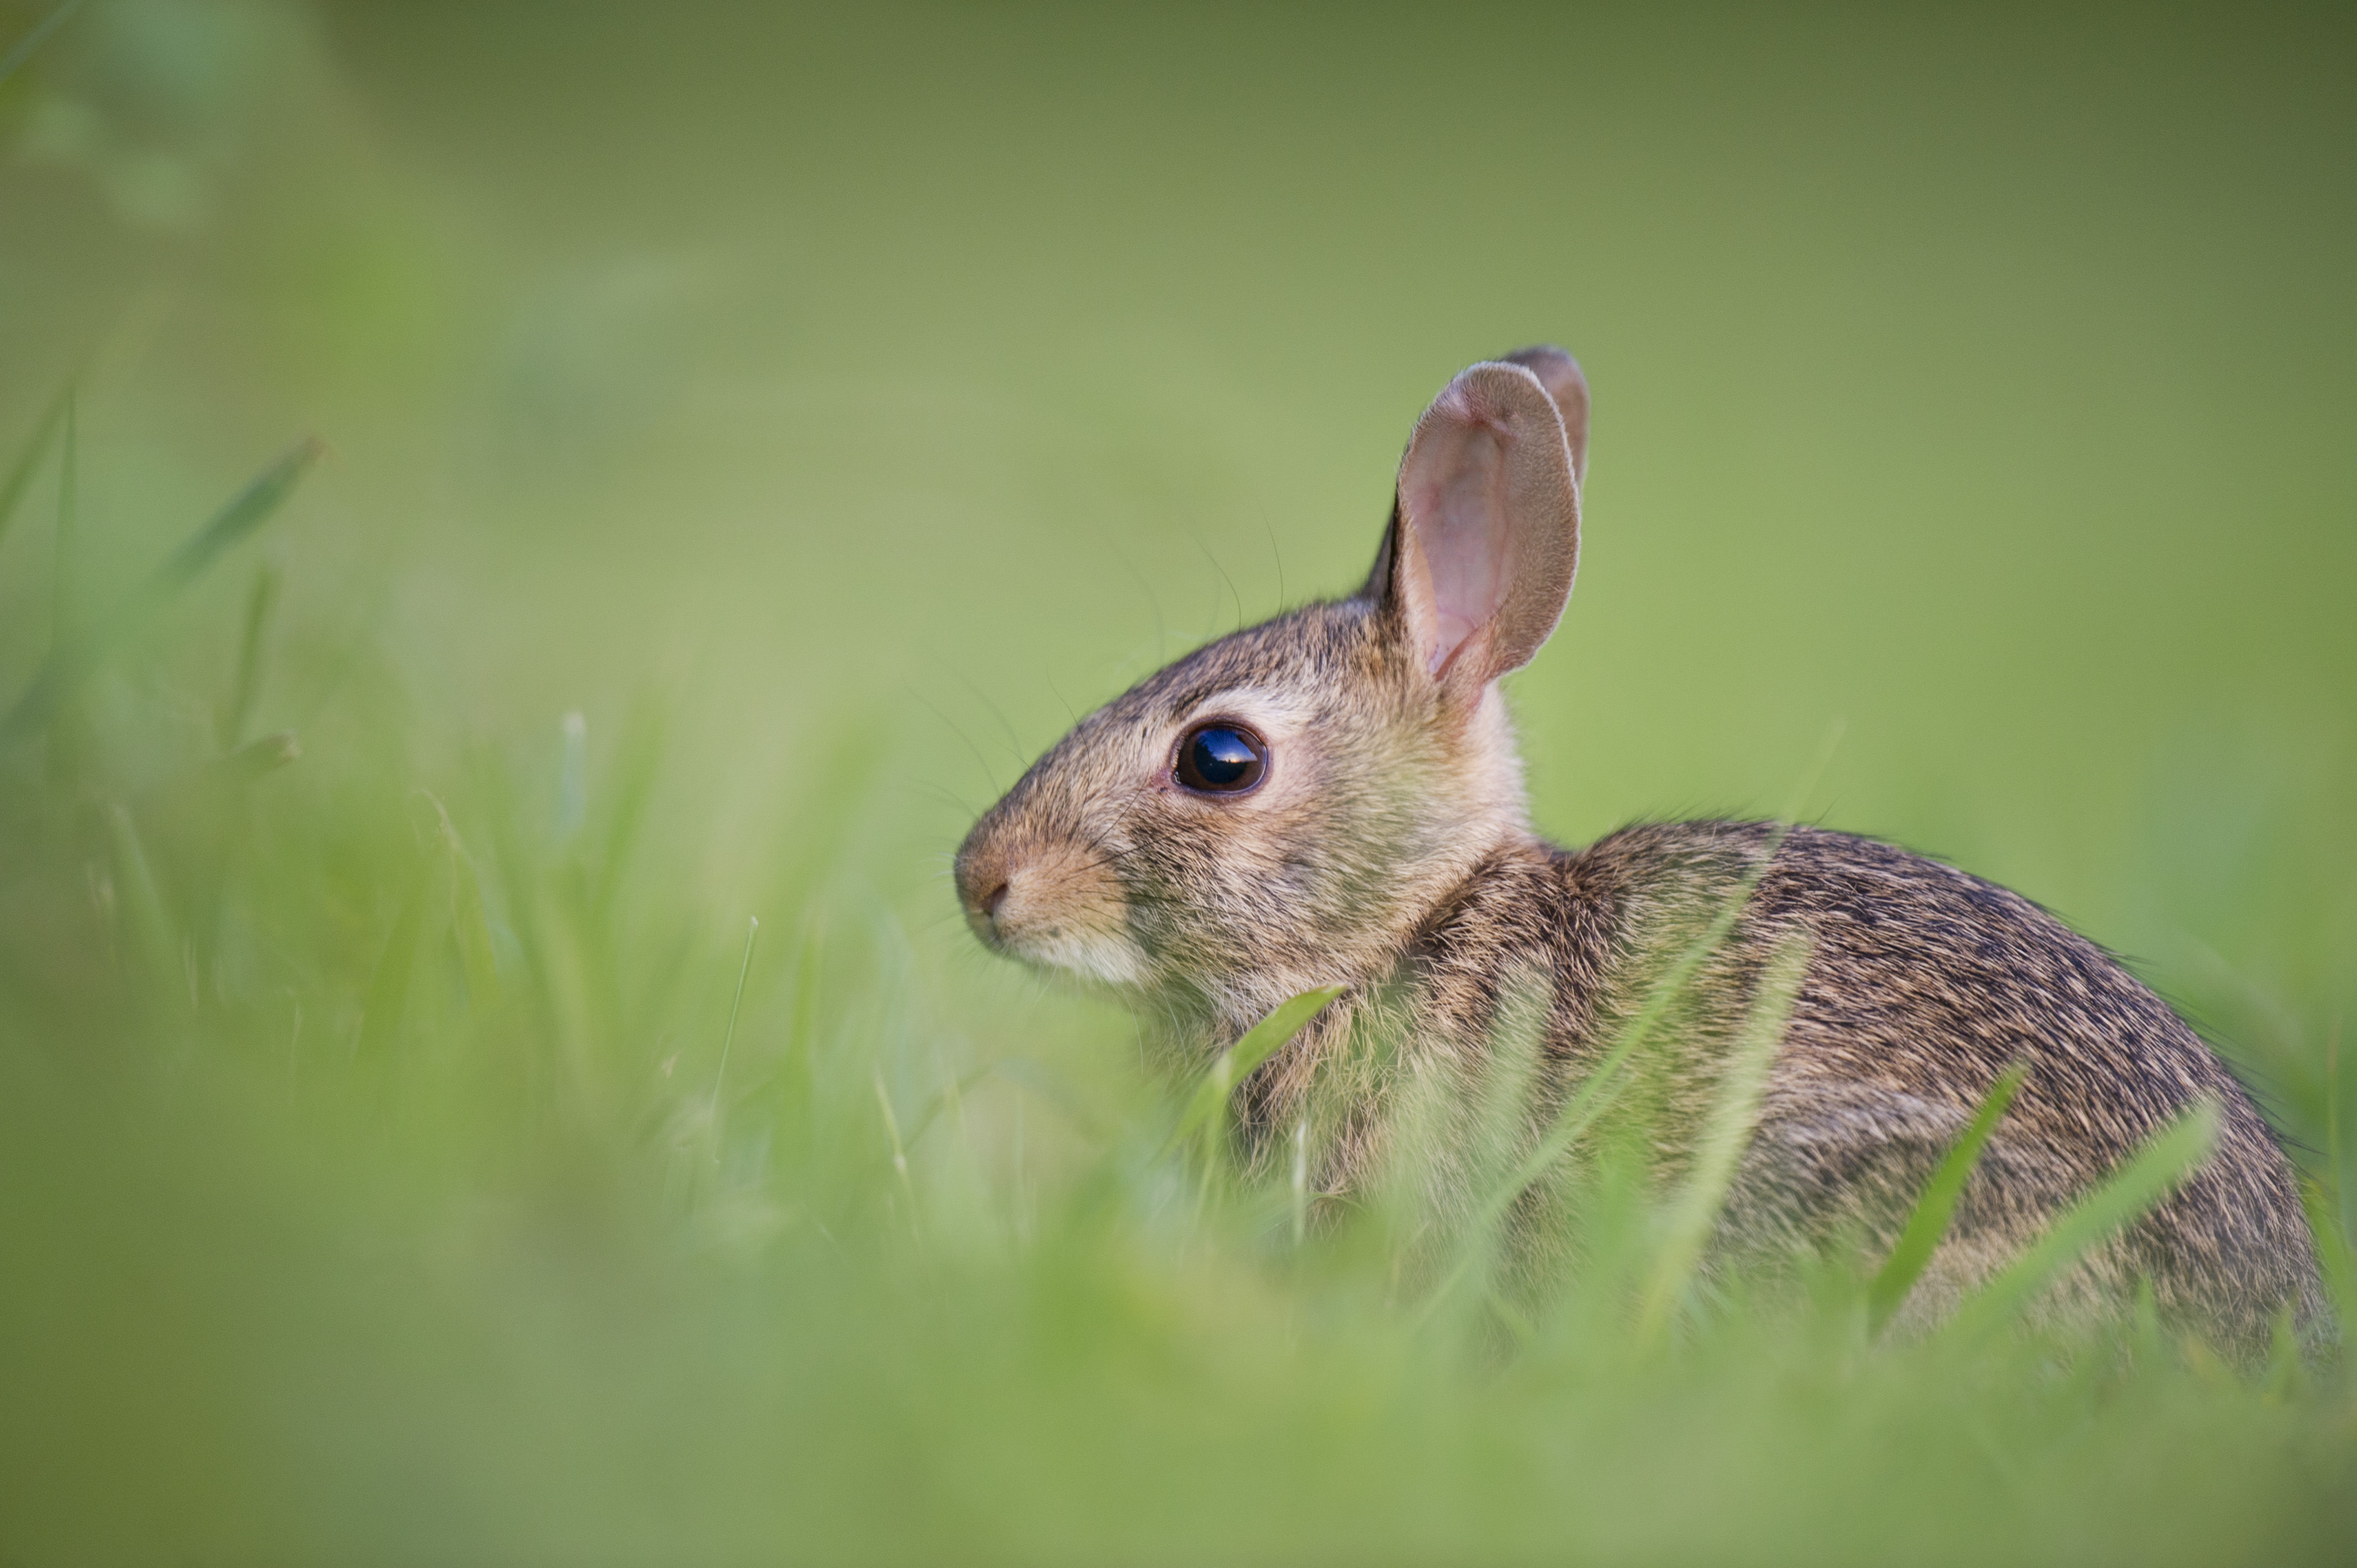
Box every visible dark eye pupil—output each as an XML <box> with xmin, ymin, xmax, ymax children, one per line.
<box><xmin>1180</xmin><ymin>725</ymin><xmax>1265</xmax><ymax>793</ymax></box>
<box><xmin>1192</xmin><ymin>730</ymin><xmax>1254</xmax><ymax>783</ymax></box>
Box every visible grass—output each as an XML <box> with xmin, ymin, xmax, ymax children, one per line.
<box><xmin>3</xmin><ymin>3</ymin><xmax>2354</xmax><ymax>1561</ymax></box>
<box><xmin>1867</xmin><ymin>1060</ymin><xmax>2029</xmax><ymax>1335</ymax></box>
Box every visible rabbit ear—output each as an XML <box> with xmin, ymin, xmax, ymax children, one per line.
<box><xmin>1501</xmin><ymin>345</ymin><xmax>1588</xmax><ymax>489</ymax></box>
<box><xmin>1365</xmin><ymin>358</ymin><xmax>1582</xmax><ymax>690</ymax></box>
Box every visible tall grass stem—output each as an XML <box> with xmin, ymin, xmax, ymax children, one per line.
<box><xmin>0</xmin><ymin>384</ymin><xmax>69</xmax><ymax>551</ymax></box>
<box><xmin>1867</xmin><ymin>1061</ymin><xmax>2031</xmax><ymax>1335</ymax></box>
<box><xmin>1636</xmin><ymin>930</ymin><xmax>1813</xmax><ymax>1345</ymax></box>
<box><xmin>711</xmin><ymin>915</ymin><xmax>760</xmax><ymax>1161</ymax></box>
<box><xmin>1946</xmin><ymin>1098</ymin><xmax>2222</xmax><ymax>1345</ymax></box>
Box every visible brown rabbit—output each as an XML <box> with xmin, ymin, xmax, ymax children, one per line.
<box><xmin>954</xmin><ymin>348</ymin><xmax>2323</xmax><ymax>1350</ymax></box>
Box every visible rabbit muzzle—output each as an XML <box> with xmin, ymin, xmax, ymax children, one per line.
<box><xmin>954</xmin><ymin>824</ymin><xmax>1147</xmax><ymax>988</ymax></box>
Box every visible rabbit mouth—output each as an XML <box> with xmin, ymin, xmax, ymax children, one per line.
<box><xmin>971</xmin><ymin>898</ymin><xmax>1150</xmax><ymax>990</ymax></box>
<box><xmin>1000</xmin><ymin>925</ymin><xmax>1152</xmax><ymax>990</ymax></box>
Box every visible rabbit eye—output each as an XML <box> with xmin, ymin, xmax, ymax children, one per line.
<box><xmin>1175</xmin><ymin>723</ymin><xmax>1268</xmax><ymax>795</ymax></box>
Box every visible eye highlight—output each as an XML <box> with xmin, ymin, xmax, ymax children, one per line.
<box><xmin>1175</xmin><ymin>722</ymin><xmax>1268</xmax><ymax>795</ymax></box>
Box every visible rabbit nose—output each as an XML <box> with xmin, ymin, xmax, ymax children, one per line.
<box><xmin>954</xmin><ymin>837</ymin><xmax>1013</xmax><ymax>936</ymax></box>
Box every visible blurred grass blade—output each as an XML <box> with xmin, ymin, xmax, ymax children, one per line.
<box><xmin>3</xmin><ymin>437</ymin><xmax>322</xmax><ymax>744</ymax></box>
<box><xmin>1289</xmin><ymin>1118</ymin><xmax>1310</xmax><ymax>1248</ymax></box>
<box><xmin>217</xmin><ymin>564</ymin><xmax>281</xmax><ymax>752</ymax></box>
<box><xmin>1867</xmin><ymin>1060</ymin><xmax>2030</xmax><ymax>1335</ymax></box>
<box><xmin>215</xmin><ymin>729</ymin><xmax>301</xmax><ymax>784</ymax></box>
<box><xmin>1947</xmin><ymin>1097</ymin><xmax>2222</xmax><ymax>1344</ymax></box>
<box><xmin>53</xmin><ymin>388</ymin><xmax>78</xmax><ymax>639</ymax></box>
<box><xmin>711</xmin><ymin>916</ymin><xmax>760</xmax><ymax>1159</ymax></box>
<box><xmin>425</xmin><ymin>793</ymin><xmax>502</xmax><ymax>1009</ymax></box>
<box><xmin>1417</xmin><ymin>1031</ymin><xmax>1638</xmax><ymax>1331</ymax></box>
<box><xmin>763</xmin><ymin>713</ymin><xmax>889</xmax><ymax>917</ymax></box>
<box><xmin>896</xmin><ymin>1060</ymin><xmax>1009</xmax><ymax>1156</ymax></box>
<box><xmin>1588</xmin><ymin>819</ymin><xmax>1795</xmax><ymax>1075</ymax></box>
<box><xmin>1430</xmin><ymin>983</ymin><xmax>1558</xmax><ymax>1317</ymax></box>
<box><xmin>1637</xmin><ymin>931</ymin><xmax>1813</xmax><ymax>1344</ymax></box>
<box><xmin>105</xmin><ymin>801</ymin><xmax>181</xmax><ymax>1004</ymax></box>
<box><xmin>0</xmin><ymin>384</ymin><xmax>69</xmax><ymax>551</ymax></box>
<box><xmin>155</xmin><ymin>438</ymin><xmax>324</xmax><ymax>590</ymax></box>
<box><xmin>357</xmin><ymin>850</ymin><xmax>435</xmax><ymax>1060</ymax></box>
<box><xmin>447</xmin><ymin>842</ymin><xmax>503</xmax><ymax>1010</ymax></box>
<box><xmin>1776</xmin><ymin>715</ymin><xmax>1847</xmax><ymax>825</ymax></box>
<box><xmin>874</xmin><ymin>1074</ymin><xmax>920</xmax><ymax>1237</ymax></box>
<box><xmin>0</xmin><ymin>0</ymin><xmax>83</xmax><ymax>87</ymax></box>
<box><xmin>1462</xmin><ymin>1006</ymin><xmax>1641</xmax><ymax>1244</ymax></box>
<box><xmin>1455</xmin><ymin>828</ymin><xmax>1802</xmax><ymax>1261</ymax></box>
<box><xmin>555</xmin><ymin>710</ymin><xmax>588</xmax><ymax>842</ymax></box>
<box><xmin>1413</xmin><ymin>982</ymin><xmax>1558</xmax><ymax>1332</ymax></box>
<box><xmin>1166</xmin><ymin>984</ymin><xmax>1345</xmax><ymax>1157</ymax></box>
<box><xmin>589</xmin><ymin>697</ymin><xmax>667</xmax><ymax>924</ymax></box>
<box><xmin>2296</xmin><ymin>1180</ymin><xmax>2356</xmax><ymax>1352</ymax></box>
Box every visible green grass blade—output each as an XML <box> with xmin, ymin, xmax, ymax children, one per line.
<box><xmin>104</xmin><ymin>801</ymin><xmax>181</xmax><ymax>1004</ymax></box>
<box><xmin>0</xmin><ymin>0</ymin><xmax>84</xmax><ymax>88</ymax></box>
<box><xmin>873</xmin><ymin>1073</ymin><xmax>920</xmax><ymax>1239</ymax></box>
<box><xmin>711</xmin><ymin>916</ymin><xmax>760</xmax><ymax>1159</ymax></box>
<box><xmin>1288</xmin><ymin>1118</ymin><xmax>1310</xmax><ymax>1249</ymax></box>
<box><xmin>1776</xmin><ymin>714</ymin><xmax>1847</xmax><ymax>826</ymax></box>
<box><xmin>53</xmin><ymin>388</ymin><xmax>78</xmax><ymax>639</ymax></box>
<box><xmin>1438</xmin><ymin>813</ymin><xmax>1816</xmax><ymax>1286</ymax></box>
<box><xmin>1415</xmin><ymin>986</ymin><xmax>1642</xmax><ymax>1328</ymax></box>
<box><xmin>1166</xmin><ymin>984</ymin><xmax>1346</xmax><ymax>1158</ymax></box>
<box><xmin>1867</xmin><ymin>1060</ymin><xmax>2030</xmax><ymax>1335</ymax></box>
<box><xmin>554</xmin><ymin>710</ymin><xmax>588</xmax><ymax>842</ymax></box>
<box><xmin>357</xmin><ymin>852</ymin><xmax>434</xmax><ymax>1061</ymax></box>
<box><xmin>0</xmin><ymin>385</ymin><xmax>69</xmax><ymax>553</ymax></box>
<box><xmin>1465</xmin><ymin>1009</ymin><xmax>1641</xmax><ymax>1240</ymax></box>
<box><xmin>1578</xmin><ymin>816</ymin><xmax>1798</xmax><ymax>1085</ymax></box>
<box><xmin>155</xmin><ymin>437</ymin><xmax>324</xmax><ymax>591</ymax></box>
<box><xmin>215</xmin><ymin>729</ymin><xmax>301</xmax><ymax>783</ymax></box>
<box><xmin>892</xmin><ymin>1061</ymin><xmax>1011</xmax><ymax>1157</ymax></box>
<box><xmin>1946</xmin><ymin>1096</ymin><xmax>2222</xmax><ymax>1344</ymax></box>
<box><xmin>423</xmin><ymin>792</ymin><xmax>502</xmax><ymax>1010</ymax></box>
<box><xmin>3</xmin><ymin>437</ymin><xmax>321</xmax><ymax>744</ymax></box>
<box><xmin>217</xmin><ymin>564</ymin><xmax>280</xmax><ymax>753</ymax></box>
<box><xmin>1636</xmin><ymin>930</ymin><xmax>1814</xmax><ymax>1344</ymax></box>
<box><xmin>1408</xmin><ymin>979</ymin><xmax>1556</xmax><ymax>1332</ymax></box>
<box><xmin>2296</xmin><ymin>1179</ymin><xmax>2355</xmax><ymax>1352</ymax></box>
<box><xmin>589</xmin><ymin>697</ymin><xmax>667</xmax><ymax>925</ymax></box>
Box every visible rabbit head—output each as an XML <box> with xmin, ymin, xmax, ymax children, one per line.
<box><xmin>955</xmin><ymin>348</ymin><xmax>1588</xmax><ymax>1033</ymax></box>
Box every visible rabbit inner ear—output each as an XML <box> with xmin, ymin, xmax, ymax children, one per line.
<box><xmin>1385</xmin><ymin>360</ymin><xmax>1582</xmax><ymax>687</ymax></box>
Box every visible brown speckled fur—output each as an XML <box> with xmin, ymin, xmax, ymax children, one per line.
<box><xmin>956</xmin><ymin>350</ymin><xmax>2323</xmax><ymax>1352</ymax></box>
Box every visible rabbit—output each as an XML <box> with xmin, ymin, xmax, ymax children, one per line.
<box><xmin>954</xmin><ymin>347</ymin><xmax>2324</xmax><ymax>1352</ymax></box>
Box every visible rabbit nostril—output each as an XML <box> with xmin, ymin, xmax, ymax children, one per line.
<box><xmin>981</xmin><ymin>881</ymin><xmax>1010</xmax><ymax>920</ymax></box>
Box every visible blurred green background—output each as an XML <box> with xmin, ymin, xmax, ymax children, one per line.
<box><xmin>2</xmin><ymin>3</ymin><xmax>2353</xmax><ymax>1561</ymax></box>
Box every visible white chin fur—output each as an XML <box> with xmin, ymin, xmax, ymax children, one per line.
<box><xmin>1016</xmin><ymin>929</ymin><xmax>1152</xmax><ymax>991</ymax></box>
